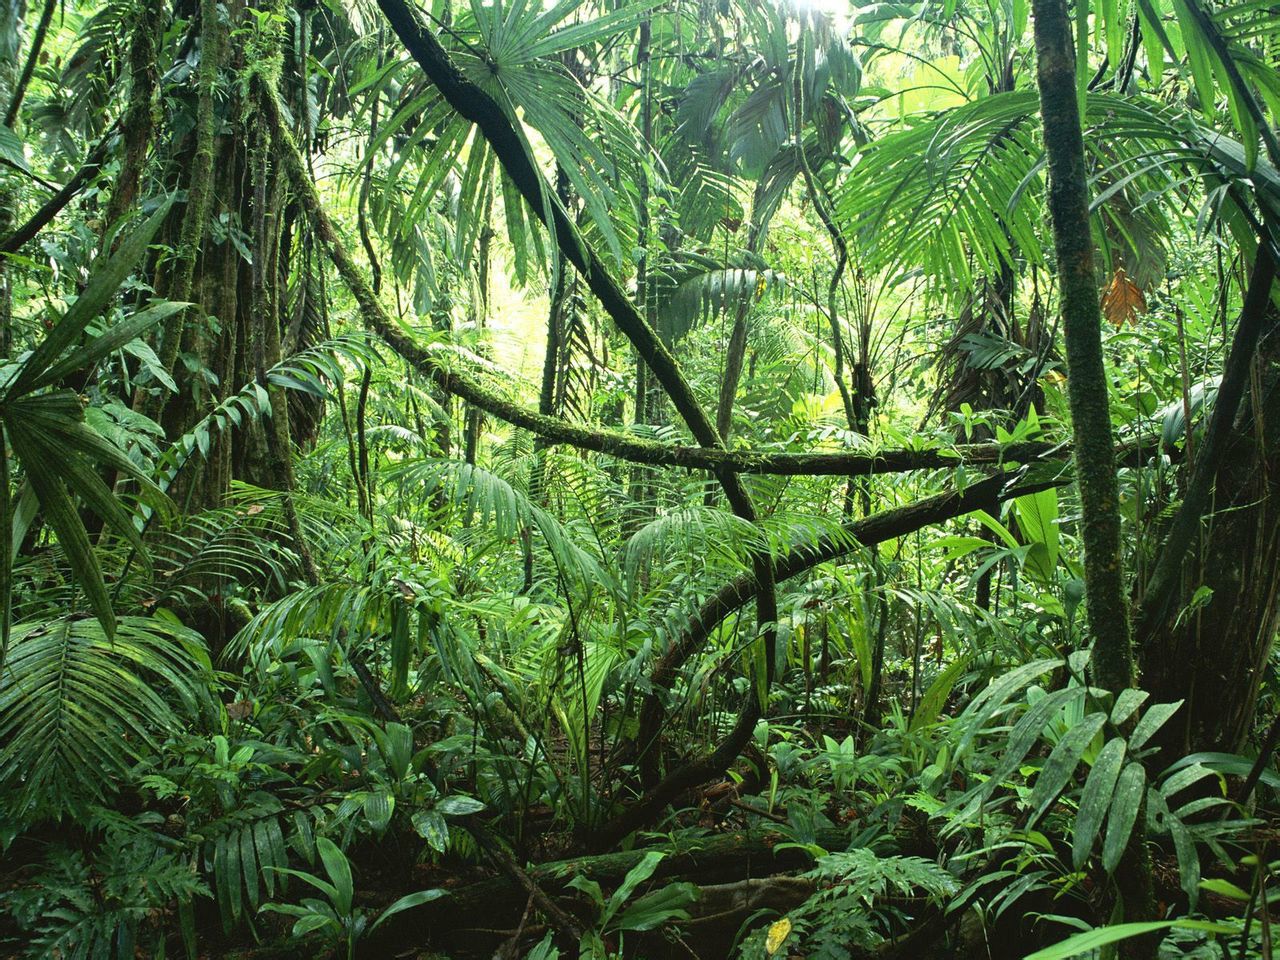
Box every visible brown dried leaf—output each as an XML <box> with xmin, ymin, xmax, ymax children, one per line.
<box><xmin>1101</xmin><ymin>267</ymin><xmax>1146</xmax><ymax>326</ymax></box>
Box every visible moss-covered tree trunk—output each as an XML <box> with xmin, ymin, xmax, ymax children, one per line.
<box><xmin>0</xmin><ymin>0</ymin><xmax>32</xmax><ymax>360</ymax></box>
<box><xmin>153</xmin><ymin>0</ymin><xmax>223</xmax><ymax>393</ymax></box>
<box><xmin>104</xmin><ymin>3</ymin><xmax>164</xmax><ymax>232</ymax></box>
<box><xmin>1030</xmin><ymin>0</ymin><xmax>1155</xmax><ymax>948</ymax></box>
<box><xmin>1140</xmin><ymin>296</ymin><xmax>1280</xmax><ymax>755</ymax></box>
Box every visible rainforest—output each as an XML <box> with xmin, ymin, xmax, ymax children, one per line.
<box><xmin>0</xmin><ymin>0</ymin><xmax>1278</xmax><ymax>957</ymax></box>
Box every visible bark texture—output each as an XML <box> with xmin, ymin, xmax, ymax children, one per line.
<box><xmin>1031</xmin><ymin>0</ymin><xmax>1155</xmax><ymax>945</ymax></box>
<box><xmin>1032</xmin><ymin>0</ymin><xmax>1133</xmax><ymax>692</ymax></box>
<box><xmin>1140</xmin><ymin>297</ymin><xmax>1280</xmax><ymax>755</ymax></box>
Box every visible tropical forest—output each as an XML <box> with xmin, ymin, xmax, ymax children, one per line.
<box><xmin>1</xmin><ymin>0</ymin><xmax>1279</xmax><ymax>957</ymax></box>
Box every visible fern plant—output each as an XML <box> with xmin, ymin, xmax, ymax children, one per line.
<box><xmin>0</xmin><ymin>811</ymin><xmax>208</xmax><ymax>960</ymax></box>
<box><xmin>736</xmin><ymin>847</ymin><xmax>959</xmax><ymax>960</ymax></box>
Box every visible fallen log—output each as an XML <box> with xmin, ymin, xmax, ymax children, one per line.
<box><xmin>365</xmin><ymin>825</ymin><xmax>850</xmax><ymax>954</ymax></box>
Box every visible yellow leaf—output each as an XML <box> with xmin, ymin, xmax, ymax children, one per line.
<box><xmin>766</xmin><ymin>917</ymin><xmax>792</xmax><ymax>955</ymax></box>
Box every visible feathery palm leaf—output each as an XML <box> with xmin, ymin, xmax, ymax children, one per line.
<box><xmin>0</xmin><ymin>616</ymin><xmax>211</xmax><ymax>817</ymax></box>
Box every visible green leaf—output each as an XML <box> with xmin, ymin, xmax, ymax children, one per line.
<box><xmin>265</xmin><ymin>866</ymin><xmax>338</xmax><ymax>904</ymax></box>
<box><xmin>0</xmin><ymin>123</ymin><xmax>27</xmax><ymax>170</ymax></box>
<box><xmin>288</xmin><ymin>912</ymin><xmax>339</xmax><ymax>938</ymax></box>
<box><xmin>217</xmin><ymin>831</ymin><xmax>242</xmax><ymax>926</ymax></box>
<box><xmin>950</xmin><ymin>687</ymin><xmax>1083</xmax><ymax>820</ymax></box>
<box><xmin>604</xmin><ymin>851</ymin><xmax>665</xmax><ymax>927</ymax></box>
<box><xmin>1024</xmin><ymin>921</ymin><xmax>1176</xmax><ymax>960</ymax></box>
<box><xmin>255</xmin><ymin>819</ymin><xmax>282</xmax><ymax>898</ymax></box>
<box><xmin>614</xmin><ymin>882</ymin><xmax>699</xmax><ymax>932</ymax></box>
<box><xmin>1167</xmin><ymin>812</ymin><xmax>1201</xmax><ymax>907</ymax></box>
<box><xmin>1072</xmin><ymin>737</ymin><xmax>1127</xmax><ymax>870</ymax></box>
<box><xmin>1012</xmin><ymin>487</ymin><xmax>1059</xmax><ymax>583</ymax></box>
<box><xmin>1128</xmin><ymin>700</ymin><xmax>1184</xmax><ymax>751</ymax></box>
<box><xmin>240</xmin><ymin>825</ymin><xmax>260</xmax><ymax>910</ymax></box>
<box><xmin>1028</xmin><ymin>711</ymin><xmax>1108</xmax><ymax>827</ymax></box>
<box><xmin>955</xmin><ymin>658</ymin><xmax>1063</xmax><ymax>760</ymax></box>
<box><xmin>364</xmin><ymin>791</ymin><xmax>394</xmax><ymax>832</ymax></box>
<box><xmin>34</xmin><ymin>301</ymin><xmax>190</xmax><ymax>390</ymax></box>
<box><xmin>370</xmin><ymin>888</ymin><xmax>448</xmax><ymax>932</ymax></box>
<box><xmin>413</xmin><ymin>810</ymin><xmax>450</xmax><ymax>853</ymax></box>
<box><xmin>911</xmin><ymin>654</ymin><xmax>972</xmax><ymax>732</ymax></box>
<box><xmin>7</xmin><ymin>196</ymin><xmax>174</xmax><ymax>399</ymax></box>
<box><xmin>1101</xmin><ymin>762</ymin><xmax>1146</xmax><ymax>874</ymax></box>
<box><xmin>316</xmin><ymin>837</ymin><xmax>353</xmax><ymax>915</ymax></box>
<box><xmin>1200</xmin><ymin>877</ymin><xmax>1250</xmax><ymax>901</ymax></box>
<box><xmin>6</xmin><ymin>419</ymin><xmax>115</xmax><ymax>638</ymax></box>
<box><xmin>1110</xmin><ymin>689</ymin><xmax>1149</xmax><ymax>727</ymax></box>
<box><xmin>437</xmin><ymin>795</ymin><xmax>485</xmax><ymax>817</ymax></box>
<box><xmin>1165</xmin><ymin>751</ymin><xmax>1280</xmax><ymax>790</ymax></box>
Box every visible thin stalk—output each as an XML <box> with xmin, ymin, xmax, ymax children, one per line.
<box><xmin>0</xmin><ymin>427</ymin><xmax>9</xmax><ymax>666</ymax></box>
<box><xmin>3</xmin><ymin>0</ymin><xmax>55</xmax><ymax>128</ymax></box>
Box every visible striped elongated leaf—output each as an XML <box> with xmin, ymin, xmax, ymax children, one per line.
<box><xmin>1163</xmin><ymin>751</ymin><xmax>1280</xmax><ymax>790</ymax></box>
<box><xmin>33</xmin><ymin>300</ymin><xmax>189</xmax><ymax>390</ymax></box>
<box><xmin>6</xmin><ymin>418</ymin><xmax>114</xmax><ymax>636</ymax></box>
<box><xmin>216</xmin><ymin>831</ymin><xmax>243</xmax><ymax>928</ymax></box>
<box><xmin>954</xmin><ymin>658</ymin><xmax>1063</xmax><ymax>760</ymax></box>
<box><xmin>910</xmin><ymin>653</ymin><xmax>972</xmax><ymax>732</ymax></box>
<box><xmin>413</xmin><ymin>810</ymin><xmax>449</xmax><ymax>853</ymax></box>
<box><xmin>365</xmin><ymin>790</ymin><xmax>395</xmax><ymax>832</ymax></box>
<box><xmin>1159</xmin><ymin>761</ymin><xmax>1219</xmax><ymax>798</ymax></box>
<box><xmin>1028</xmin><ymin>712</ymin><xmax>1107</xmax><ymax>827</ymax></box>
<box><xmin>389</xmin><ymin>602</ymin><xmax>411</xmax><ymax>701</ymax></box>
<box><xmin>0</xmin><ymin>123</ymin><xmax>27</xmax><ymax>170</ymax></box>
<box><xmin>1167</xmin><ymin>812</ymin><xmax>1201</xmax><ymax>906</ymax></box>
<box><xmin>317</xmin><ymin>838</ymin><xmax>354</xmax><ymax>915</ymax></box>
<box><xmin>240</xmin><ymin>825</ymin><xmax>260</xmax><ymax>911</ymax></box>
<box><xmin>6</xmin><ymin>196</ymin><xmax>174</xmax><ymax>399</ymax></box>
<box><xmin>1102</xmin><ymin>762</ymin><xmax>1146</xmax><ymax>874</ymax></box>
<box><xmin>1072</xmin><ymin>737</ymin><xmax>1127</xmax><ymax>870</ymax></box>
<box><xmin>949</xmin><ymin>687</ymin><xmax>1083</xmax><ymax>820</ymax></box>
<box><xmin>1110</xmin><ymin>689</ymin><xmax>1149</xmax><ymax>726</ymax></box>
<box><xmin>1024</xmin><ymin>922</ymin><xmax>1175</xmax><ymax>960</ymax></box>
<box><xmin>255</xmin><ymin>819</ymin><xmax>284</xmax><ymax>898</ymax></box>
<box><xmin>1129</xmin><ymin>700</ymin><xmax>1184</xmax><ymax>751</ymax></box>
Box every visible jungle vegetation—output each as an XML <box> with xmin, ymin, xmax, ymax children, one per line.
<box><xmin>0</xmin><ymin>0</ymin><xmax>1278</xmax><ymax>957</ymax></box>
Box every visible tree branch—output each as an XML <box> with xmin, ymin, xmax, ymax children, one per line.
<box><xmin>262</xmin><ymin>92</ymin><xmax>1088</xmax><ymax>487</ymax></box>
<box><xmin>0</xmin><ymin>124</ymin><xmax>117</xmax><ymax>255</ymax></box>
<box><xmin>595</xmin><ymin>470</ymin><xmax>1066</xmax><ymax>849</ymax></box>
<box><xmin>368</xmin><ymin>6</ymin><xmax>780</xmax><ymax>726</ymax></box>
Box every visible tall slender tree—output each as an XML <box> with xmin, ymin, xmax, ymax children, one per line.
<box><xmin>1031</xmin><ymin>0</ymin><xmax>1155</xmax><ymax>946</ymax></box>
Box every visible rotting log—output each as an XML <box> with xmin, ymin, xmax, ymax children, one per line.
<box><xmin>365</xmin><ymin>826</ymin><xmax>849</xmax><ymax>954</ymax></box>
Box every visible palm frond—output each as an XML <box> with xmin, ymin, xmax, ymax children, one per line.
<box><xmin>0</xmin><ymin>616</ymin><xmax>212</xmax><ymax>818</ymax></box>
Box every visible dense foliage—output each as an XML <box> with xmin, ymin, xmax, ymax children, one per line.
<box><xmin>0</xmin><ymin>0</ymin><xmax>1278</xmax><ymax>957</ymax></box>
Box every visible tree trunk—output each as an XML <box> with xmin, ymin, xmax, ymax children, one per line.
<box><xmin>1030</xmin><ymin>0</ymin><xmax>1155</xmax><ymax>946</ymax></box>
<box><xmin>1140</xmin><ymin>297</ymin><xmax>1280</xmax><ymax>755</ymax></box>
<box><xmin>0</xmin><ymin>0</ymin><xmax>28</xmax><ymax>361</ymax></box>
<box><xmin>104</xmin><ymin>3</ymin><xmax>164</xmax><ymax>232</ymax></box>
